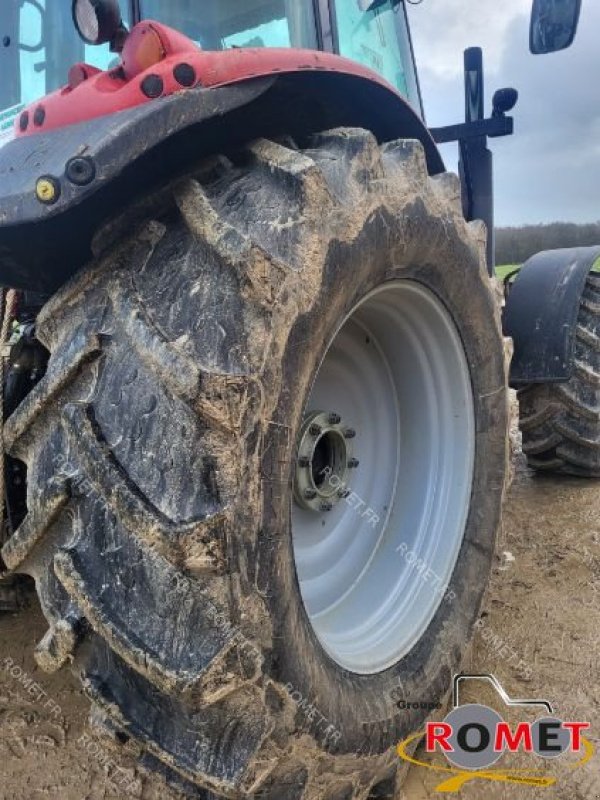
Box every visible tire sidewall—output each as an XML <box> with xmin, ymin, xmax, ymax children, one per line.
<box><xmin>260</xmin><ymin>204</ymin><xmax>507</xmax><ymax>754</ymax></box>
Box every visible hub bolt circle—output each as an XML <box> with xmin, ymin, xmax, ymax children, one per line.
<box><xmin>294</xmin><ymin>411</ymin><xmax>356</xmax><ymax>513</ymax></box>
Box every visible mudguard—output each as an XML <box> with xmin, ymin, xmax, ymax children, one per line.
<box><xmin>504</xmin><ymin>246</ymin><xmax>600</xmax><ymax>385</ymax></box>
<box><xmin>0</xmin><ymin>68</ymin><xmax>443</xmax><ymax>293</ymax></box>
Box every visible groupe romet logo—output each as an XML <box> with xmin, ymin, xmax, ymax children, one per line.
<box><xmin>397</xmin><ymin>673</ymin><xmax>594</xmax><ymax>792</ymax></box>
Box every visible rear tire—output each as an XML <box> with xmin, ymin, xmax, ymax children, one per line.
<box><xmin>519</xmin><ymin>272</ymin><xmax>600</xmax><ymax>477</ymax></box>
<box><xmin>3</xmin><ymin>130</ymin><xmax>508</xmax><ymax>798</ymax></box>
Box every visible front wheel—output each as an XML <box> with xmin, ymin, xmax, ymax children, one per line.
<box><xmin>3</xmin><ymin>129</ymin><xmax>508</xmax><ymax>798</ymax></box>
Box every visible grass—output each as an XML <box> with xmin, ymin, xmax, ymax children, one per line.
<box><xmin>495</xmin><ymin>264</ymin><xmax>520</xmax><ymax>280</ymax></box>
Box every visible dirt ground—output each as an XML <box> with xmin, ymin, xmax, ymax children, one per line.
<box><xmin>401</xmin><ymin>452</ymin><xmax>600</xmax><ymax>800</ymax></box>
<box><xmin>0</xmin><ymin>451</ymin><xmax>599</xmax><ymax>800</ymax></box>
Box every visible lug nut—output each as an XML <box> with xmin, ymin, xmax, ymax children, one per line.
<box><xmin>328</xmin><ymin>413</ymin><xmax>341</xmax><ymax>425</ymax></box>
<box><xmin>309</xmin><ymin>424</ymin><xmax>322</xmax><ymax>437</ymax></box>
<box><xmin>304</xmin><ymin>489</ymin><xmax>317</xmax><ymax>500</ymax></box>
<box><xmin>298</xmin><ymin>456</ymin><xmax>310</xmax><ymax>468</ymax></box>
<box><xmin>348</xmin><ymin>458</ymin><xmax>360</xmax><ymax>469</ymax></box>
<box><xmin>320</xmin><ymin>502</ymin><xmax>333</xmax><ymax>512</ymax></box>
<box><xmin>344</xmin><ymin>428</ymin><xmax>356</xmax><ymax>439</ymax></box>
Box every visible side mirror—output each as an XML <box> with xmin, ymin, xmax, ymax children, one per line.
<box><xmin>530</xmin><ymin>0</ymin><xmax>582</xmax><ymax>54</ymax></box>
<box><xmin>72</xmin><ymin>0</ymin><xmax>127</xmax><ymax>50</ymax></box>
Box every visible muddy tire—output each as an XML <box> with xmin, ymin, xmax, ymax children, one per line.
<box><xmin>3</xmin><ymin>130</ymin><xmax>508</xmax><ymax>798</ymax></box>
<box><xmin>519</xmin><ymin>272</ymin><xmax>600</xmax><ymax>478</ymax></box>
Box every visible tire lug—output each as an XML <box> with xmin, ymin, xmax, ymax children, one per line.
<box><xmin>344</xmin><ymin>428</ymin><xmax>356</xmax><ymax>439</ymax></box>
<box><xmin>309</xmin><ymin>424</ymin><xmax>322</xmax><ymax>437</ymax></box>
<box><xmin>34</xmin><ymin>615</ymin><xmax>81</xmax><ymax>674</ymax></box>
<box><xmin>328</xmin><ymin>413</ymin><xmax>341</xmax><ymax>425</ymax></box>
<box><xmin>304</xmin><ymin>488</ymin><xmax>317</xmax><ymax>500</ymax></box>
<box><xmin>298</xmin><ymin>456</ymin><xmax>310</xmax><ymax>468</ymax></box>
<box><xmin>338</xmin><ymin>489</ymin><xmax>350</xmax><ymax>499</ymax></box>
<box><xmin>320</xmin><ymin>502</ymin><xmax>333</xmax><ymax>512</ymax></box>
<box><xmin>348</xmin><ymin>458</ymin><xmax>360</xmax><ymax>469</ymax></box>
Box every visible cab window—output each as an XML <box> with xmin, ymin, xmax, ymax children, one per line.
<box><xmin>0</xmin><ymin>0</ymin><xmax>130</xmax><ymax>132</ymax></box>
<box><xmin>333</xmin><ymin>0</ymin><xmax>420</xmax><ymax>109</ymax></box>
<box><xmin>140</xmin><ymin>0</ymin><xmax>318</xmax><ymax>50</ymax></box>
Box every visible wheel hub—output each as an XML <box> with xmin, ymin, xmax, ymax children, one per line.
<box><xmin>293</xmin><ymin>411</ymin><xmax>356</xmax><ymax>513</ymax></box>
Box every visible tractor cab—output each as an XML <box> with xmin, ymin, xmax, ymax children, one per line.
<box><xmin>0</xmin><ymin>0</ymin><xmax>422</xmax><ymax>146</ymax></box>
<box><xmin>142</xmin><ymin>0</ymin><xmax>421</xmax><ymax>107</ymax></box>
<box><xmin>0</xmin><ymin>2</ymin><xmax>121</xmax><ymax>139</ymax></box>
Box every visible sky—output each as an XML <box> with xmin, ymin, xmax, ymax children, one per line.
<box><xmin>407</xmin><ymin>0</ymin><xmax>600</xmax><ymax>226</ymax></box>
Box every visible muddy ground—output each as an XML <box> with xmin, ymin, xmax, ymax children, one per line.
<box><xmin>0</xmin><ymin>451</ymin><xmax>599</xmax><ymax>800</ymax></box>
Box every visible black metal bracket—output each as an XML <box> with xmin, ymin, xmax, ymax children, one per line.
<box><xmin>427</xmin><ymin>48</ymin><xmax>517</xmax><ymax>274</ymax></box>
<box><xmin>430</xmin><ymin>115</ymin><xmax>514</xmax><ymax>145</ymax></box>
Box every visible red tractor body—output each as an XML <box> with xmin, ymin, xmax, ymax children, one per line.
<box><xmin>17</xmin><ymin>20</ymin><xmax>412</xmax><ymax>136</ymax></box>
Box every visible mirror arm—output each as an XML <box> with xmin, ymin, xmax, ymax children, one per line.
<box><xmin>430</xmin><ymin>116</ymin><xmax>514</xmax><ymax>145</ymax></box>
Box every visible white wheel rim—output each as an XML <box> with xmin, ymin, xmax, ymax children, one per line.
<box><xmin>292</xmin><ymin>281</ymin><xmax>475</xmax><ymax>674</ymax></box>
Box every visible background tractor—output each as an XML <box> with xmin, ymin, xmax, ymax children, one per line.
<box><xmin>505</xmin><ymin>0</ymin><xmax>600</xmax><ymax>478</ymax></box>
<box><xmin>0</xmin><ymin>1</ymin><xmax>596</xmax><ymax>798</ymax></box>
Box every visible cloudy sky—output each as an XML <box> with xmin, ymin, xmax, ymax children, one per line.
<box><xmin>407</xmin><ymin>0</ymin><xmax>600</xmax><ymax>226</ymax></box>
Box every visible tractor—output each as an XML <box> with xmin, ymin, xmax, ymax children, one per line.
<box><xmin>0</xmin><ymin>0</ymin><xmax>596</xmax><ymax>797</ymax></box>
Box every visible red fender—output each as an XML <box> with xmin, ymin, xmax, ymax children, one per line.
<box><xmin>18</xmin><ymin>21</ymin><xmax>420</xmax><ymax>138</ymax></box>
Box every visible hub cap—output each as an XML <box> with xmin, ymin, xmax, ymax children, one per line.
<box><xmin>291</xmin><ymin>281</ymin><xmax>475</xmax><ymax>674</ymax></box>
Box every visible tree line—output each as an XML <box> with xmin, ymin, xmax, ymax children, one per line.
<box><xmin>496</xmin><ymin>221</ymin><xmax>600</xmax><ymax>265</ymax></box>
